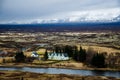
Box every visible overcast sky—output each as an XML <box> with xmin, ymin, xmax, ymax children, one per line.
<box><xmin>0</xmin><ymin>0</ymin><xmax>120</xmax><ymax>24</ymax></box>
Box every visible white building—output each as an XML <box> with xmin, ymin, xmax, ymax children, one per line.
<box><xmin>48</xmin><ymin>53</ymin><xmax>69</xmax><ymax>60</ymax></box>
<box><xmin>31</xmin><ymin>51</ymin><xmax>39</xmax><ymax>57</ymax></box>
<box><xmin>31</xmin><ymin>51</ymin><xmax>41</xmax><ymax>60</ymax></box>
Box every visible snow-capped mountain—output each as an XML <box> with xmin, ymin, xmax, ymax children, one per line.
<box><xmin>113</xmin><ymin>15</ymin><xmax>120</xmax><ymax>21</ymax></box>
<box><xmin>34</xmin><ymin>8</ymin><xmax>120</xmax><ymax>24</ymax></box>
<box><xmin>3</xmin><ymin>8</ymin><xmax>120</xmax><ymax>24</ymax></box>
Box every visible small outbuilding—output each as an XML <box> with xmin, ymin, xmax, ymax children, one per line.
<box><xmin>31</xmin><ymin>51</ymin><xmax>40</xmax><ymax>60</ymax></box>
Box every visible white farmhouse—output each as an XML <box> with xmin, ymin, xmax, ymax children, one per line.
<box><xmin>31</xmin><ymin>51</ymin><xmax>39</xmax><ymax>57</ymax></box>
<box><xmin>31</xmin><ymin>51</ymin><xmax>41</xmax><ymax>60</ymax></box>
<box><xmin>48</xmin><ymin>53</ymin><xmax>69</xmax><ymax>60</ymax></box>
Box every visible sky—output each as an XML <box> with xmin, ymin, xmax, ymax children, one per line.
<box><xmin>0</xmin><ymin>0</ymin><xmax>120</xmax><ymax>24</ymax></box>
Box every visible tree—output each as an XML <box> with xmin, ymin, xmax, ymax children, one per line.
<box><xmin>55</xmin><ymin>46</ymin><xmax>60</xmax><ymax>53</ymax></box>
<box><xmin>15</xmin><ymin>51</ymin><xmax>26</xmax><ymax>63</ymax></box>
<box><xmin>79</xmin><ymin>46</ymin><xmax>87</xmax><ymax>62</ymax></box>
<box><xmin>2</xmin><ymin>58</ymin><xmax>6</xmax><ymax>63</ymax></box>
<box><xmin>64</xmin><ymin>45</ymin><xmax>73</xmax><ymax>57</ymax></box>
<box><xmin>73</xmin><ymin>46</ymin><xmax>79</xmax><ymax>61</ymax></box>
<box><xmin>20</xmin><ymin>77</ymin><xmax>24</xmax><ymax>80</ymax></box>
<box><xmin>91</xmin><ymin>53</ymin><xmax>105</xmax><ymax>68</ymax></box>
<box><xmin>44</xmin><ymin>50</ymin><xmax>48</xmax><ymax>60</ymax></box>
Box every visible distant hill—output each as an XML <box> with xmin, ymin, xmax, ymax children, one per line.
<box><xmin>0</xmin><ymin>22</ymin><xmax>120</xmax><ymax>32</ymax></box>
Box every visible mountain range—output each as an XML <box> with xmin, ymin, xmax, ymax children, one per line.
<box><xmin>1</xmin><ymin>8</ymin><xmax>120</xmax><ymax>24</ymax></box>
<box><xmin>0</xmin><ymin>8</ymin><xmax>120</xmax><ymax>32</ymax></box>
<box><xmin>34</xmin><ymin>8</ymin><xmax>120</xmax><ymax>24</ymax></box>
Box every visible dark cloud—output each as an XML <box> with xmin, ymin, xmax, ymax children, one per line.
<box><xmin>0</xmin><ymin>0</ymin><xmax>3</xmax><ymax>11</ymax></box>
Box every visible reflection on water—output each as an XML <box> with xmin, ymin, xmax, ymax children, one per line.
<box><xmin>0</xmin><ymin>67</ymin><xmax>120</xmax><ymax>78</ymax></box>
<box><xmin>91</xmin><ymin>70</ymin><xmax>105</xmax><ymax>76</ymax></box>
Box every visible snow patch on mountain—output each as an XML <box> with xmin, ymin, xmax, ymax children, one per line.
<box><xmin>35</xmin><ymin>8</ymin><xmax>120</xmax><ymax>24</ymax></box>
<box><xmin>67</xmin><ymin>8</ymin><xmax>120</xmax><ymax>22</ymax></box>
<box><xmin>2</xmin><ymin>8</ymin><xmax>120</xmax><ymax>24</ymax></box>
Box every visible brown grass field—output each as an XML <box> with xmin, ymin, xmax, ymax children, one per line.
<box><xmin>0</xmin><ymin>71</ymin><xmax>120</xmax><ymax>80</ymax></box>
<box><xmin>77</xmin><ymin>45</ymin><xmax>120</xmax><ymax>54</ymax></box>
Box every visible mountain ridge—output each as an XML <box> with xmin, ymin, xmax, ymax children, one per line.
<box><xmin>0</xmin><ymin>21</ymin><xmax>120</xmax><ymax>32</ymax></box>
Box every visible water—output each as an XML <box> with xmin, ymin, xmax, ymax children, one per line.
<box><xmin>0</xmin><ymin>67</ymin><xmax>120</xmax><ymax>78</ymax></box>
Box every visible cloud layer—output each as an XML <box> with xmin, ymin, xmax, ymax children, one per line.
<box><xmin>0</xmin><ymin>0</ymin><xmax>120</xmax><ymax>24</ymax></box>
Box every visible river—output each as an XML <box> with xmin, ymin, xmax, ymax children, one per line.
<box><xmin>0</xmin><ymin>67</ymin><xmax>120</xmax><ymax>78</ymax></box>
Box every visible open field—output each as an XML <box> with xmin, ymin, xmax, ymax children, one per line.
<box><xmin>82</xmin><ymin>45</ymin><xmax>120</xmax><ymax>54</ymax></box>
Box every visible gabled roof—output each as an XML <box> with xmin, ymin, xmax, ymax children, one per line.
<box><xmin>49</xmin><ymin>53</ymin><xmax>68</xmax><ymax>57</ymax></box>
<box><xmin>48</xmin><ymin>53</ymin><xmax>69</xmax><ymax>60</ymax></box>
<box><xmin>32</xmin><ymin>51</ymin><xmax>38</xmax><ymax>55</ymax></box>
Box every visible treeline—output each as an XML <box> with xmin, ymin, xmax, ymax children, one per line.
<box><xmin>54</xmin><ymin>45</ymin><xmax>105</xmax><ymax>68</ymax></box>
<box><xmin>54</xmin><ymin>45</ymin><xmax>75</xmax><ymax>57</ymax></box>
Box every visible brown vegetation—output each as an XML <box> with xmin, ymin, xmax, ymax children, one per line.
<box><xmin>0</xmin><ymin>71</ymin><xmax>120</xmax><ymax>80</ymax></box>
